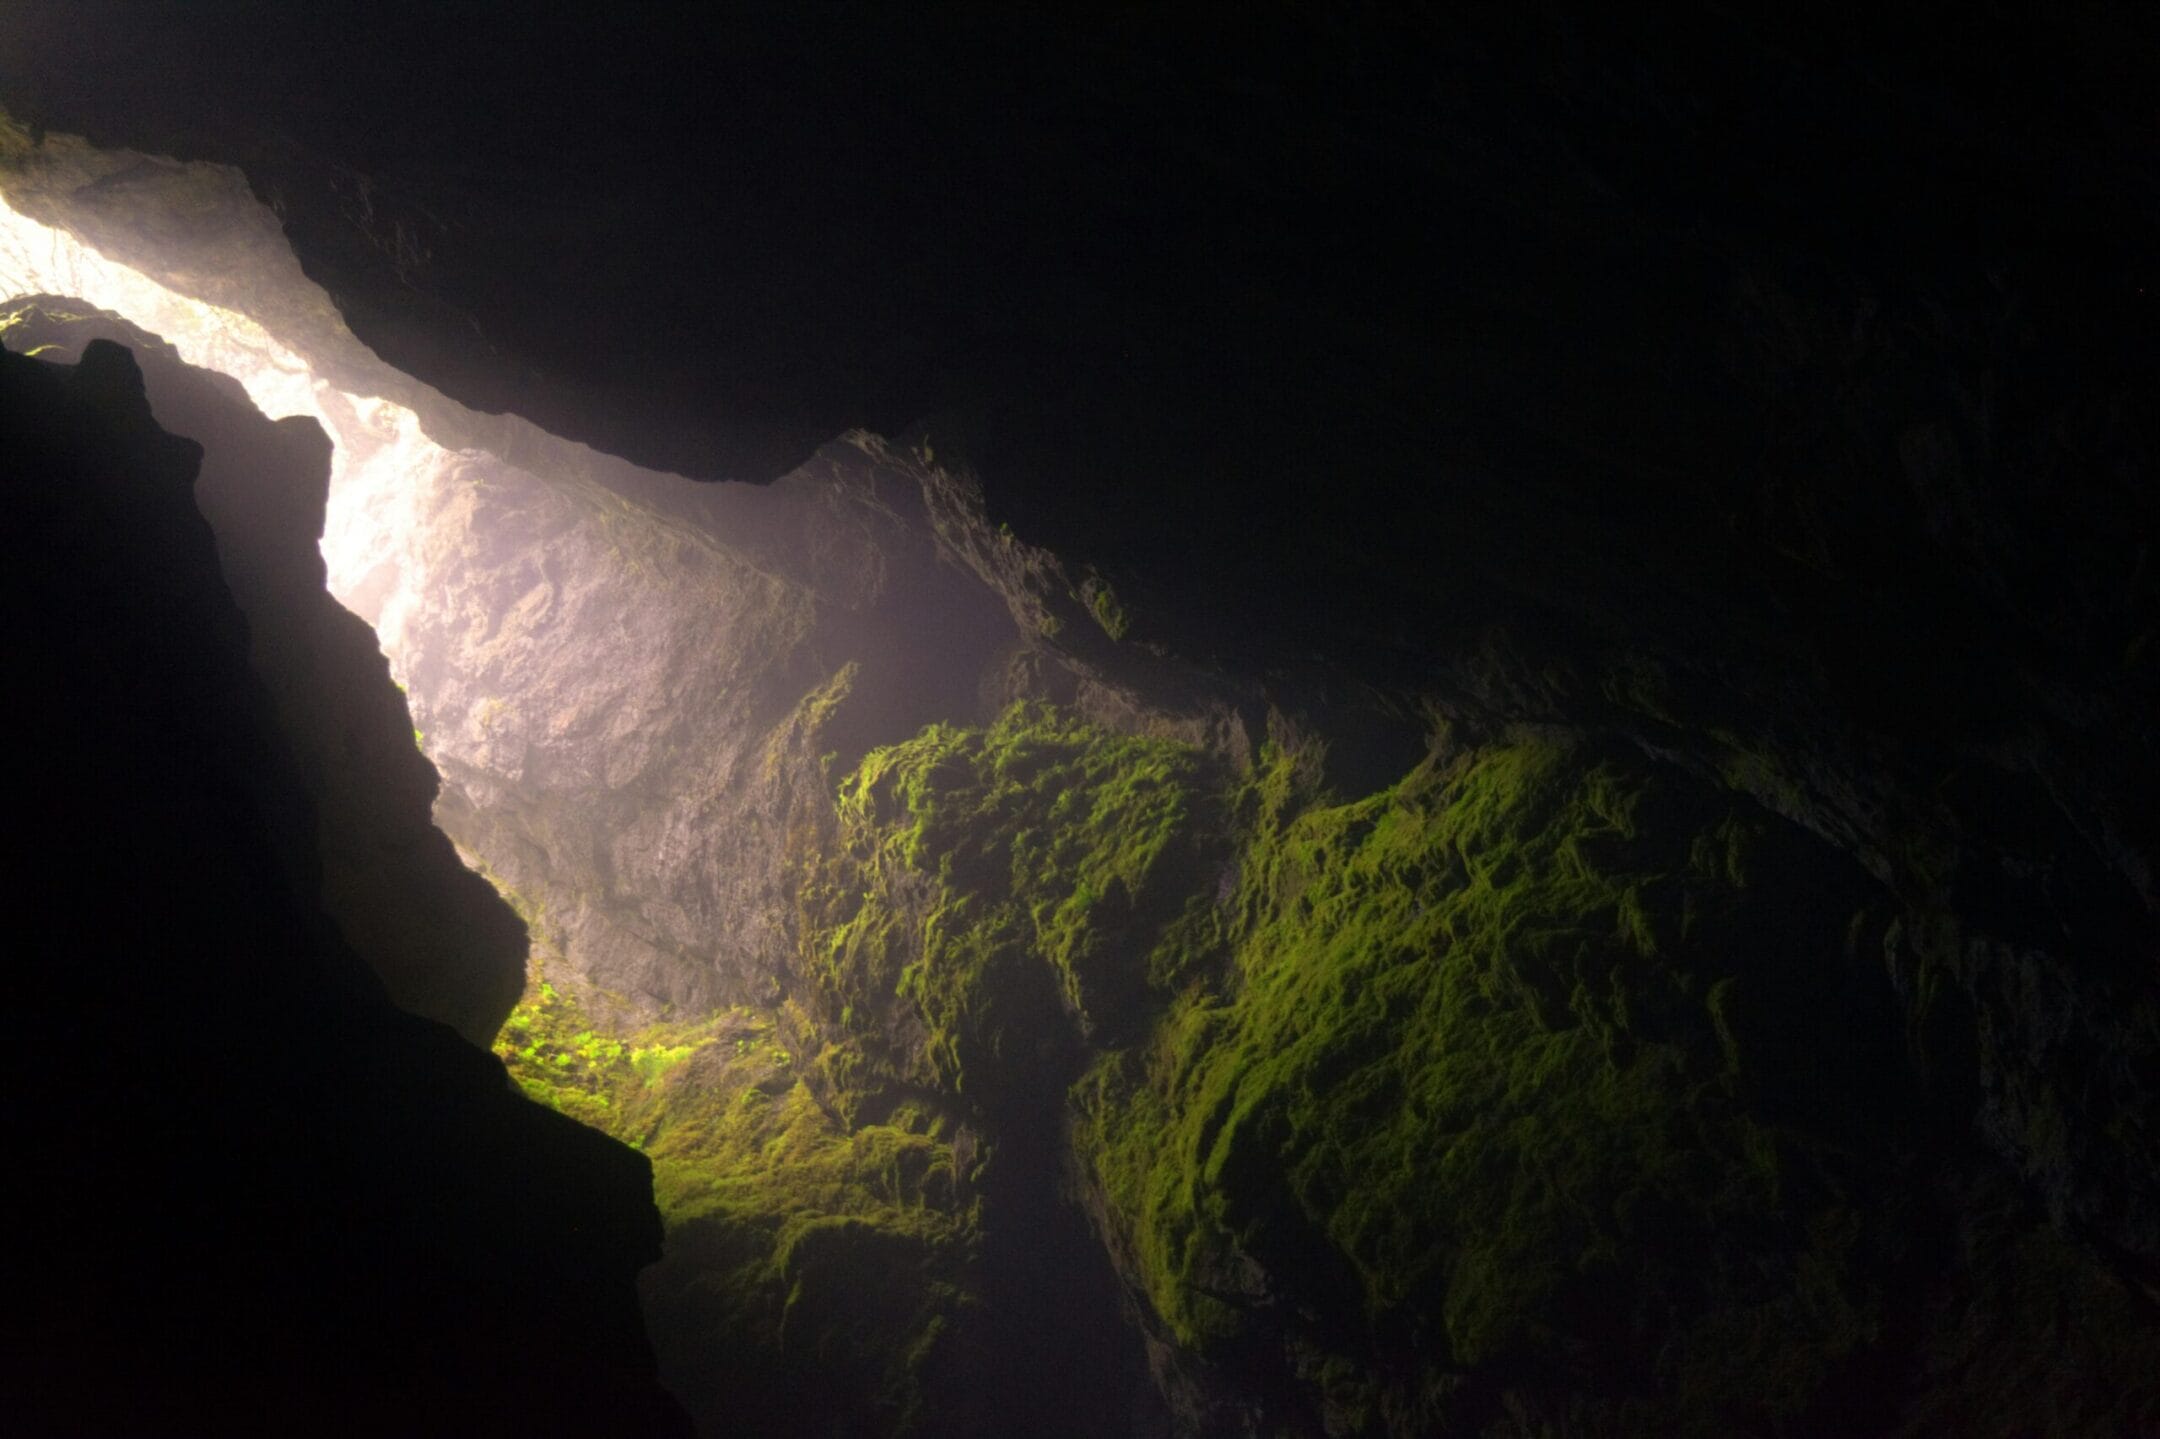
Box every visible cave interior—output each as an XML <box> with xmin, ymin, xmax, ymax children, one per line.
<box><xmin>2</xmin><ymin>7</ymin><xmax>2158</xmax><ymax>1438</ymax></box>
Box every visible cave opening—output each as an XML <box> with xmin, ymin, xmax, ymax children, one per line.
<box><xmin>3</xmin><ymin>187</ymin><xmax>450</xmax><ymax>670</ymax></box>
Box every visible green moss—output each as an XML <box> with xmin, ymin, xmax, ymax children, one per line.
<box><xmin>498</xmin><ymin>704</ymin><xmax>1915</xmax><ymax>1431</ymax></box>
<box><xmin>1080</xmin><ymin>574</ymin><xmax>1131</xmax><ymax>641</ymax></box>
<box><xmin>494</xmin><ymin>964</ymin><xmax>978</xmax><ymax>1431</ymax></box>
<box><xmin>1072</xmin><ymin>735</ymin><xmax>1893</xmax><ymax>1429</ymax></box>
<box><xmin>800</xmin><ymin>701</ymin><xmax>1223</xmax><ymax>1108</ymax></box>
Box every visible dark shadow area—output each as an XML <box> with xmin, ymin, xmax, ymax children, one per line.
<box><xmin>0</xmin><ymin>338</ymin><xmax>689</xmax><ymax>1437</ymax></box>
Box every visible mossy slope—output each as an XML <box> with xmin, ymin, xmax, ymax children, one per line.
<box><xmin>498</xmin><ymin>703</ymin><xmax>2160</xmax><ymax>1436</ymax></box>
<box><xmin>498</xmin><ymin>965</ymin><xmax>976</xmax><ymax>1435</ymax></box>
<box><xmin>1075</xmin><ymin>734</ymin><xmax>1913</xmax><ymax>1433</ymax></box>
<box><xmin>491</xmin><ymin>698</ymin><xmax>1225</xmax><ymax>1437</ymax></box>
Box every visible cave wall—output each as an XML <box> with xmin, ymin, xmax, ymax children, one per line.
<box><xmin>0</xmin><ymin>135</ymin><xmax>1237</xmax><ymax>1028</ymax></box>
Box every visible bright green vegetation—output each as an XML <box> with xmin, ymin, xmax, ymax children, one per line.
<box><xmin>487</xmin><ymin>697</ymin><xmax>1231</xmax><ymax>1433</ymax></box>
<box><xmin>1072</xmin><ymin>734</ymin><xmax>1897</xmax><ymax>1430</ymax></box>
<box><xmin>495</xmin><ymin>964</ymin><xmax>978</xmax><ymax>1431</ymax></box>
<box><xmin>1080</xmin><ymin>575</ymin><xmax>1130</xmax><ymax>641</ymax></box>
<box><xmin>496</xmin><ymin>968</ymin><xmax>707</xmax><ymax>1137</ymax></box>
<box><xmin>800</xmin><ymin>701</ymin><xmax>1222</xmax><ymax>1112</ymax></box>
<box><xmin>500</xmin><ymin>701</ymin><xmax>1929</xmax><ymax>1432</ymax></box>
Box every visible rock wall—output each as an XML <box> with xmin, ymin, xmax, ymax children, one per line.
<box><xmin>10</xmin><ymin>244</ymin><xmax>2159</xmax><ymax>1437</ymax></box>
<box><xmin>392</xmin><ymin>433</ymin><xmax>1042</xmax><ymax>1018</ymax></box>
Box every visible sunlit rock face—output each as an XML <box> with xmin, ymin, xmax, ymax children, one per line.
<box><xmin>394</xmin><ymin>435</ymin><xmax>1043</xmax><ymax>1015</ymax></box>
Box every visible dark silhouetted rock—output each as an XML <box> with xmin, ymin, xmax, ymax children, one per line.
<box><xmin>0</xmin><ymin>337</ymin><xmax>689</xmax><ymax>1438</ymax></box>
<box><xmin>3</xmin><ymin>297</ymin><xmax>528</xmax><ymax>1043</ymax></box>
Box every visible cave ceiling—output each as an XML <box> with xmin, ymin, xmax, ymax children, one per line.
<box><xmin>1</xmin><ymin>4</ymin><xmax>2156</xmax><ymax>674</ymax></box>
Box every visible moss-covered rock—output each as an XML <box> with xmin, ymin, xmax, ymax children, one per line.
<box><xmin>496</xmin><ymin>963</ymin><xmax>978</xmax><ymax>1434</ymax></box>
<box><xmin>799</xmin><ymin>701</ymin><xmax>1226</xmax><ymax>1114</ymax></box>
<box><xmin>490</xmin><ymin>691</ymin><xmax>2160</xmax><ymax>1437</ymax></box>
<box><xmin>1074</xmin><ymin>733</ymin><xmax>1919</xmax><ymax>1432</ymax></box>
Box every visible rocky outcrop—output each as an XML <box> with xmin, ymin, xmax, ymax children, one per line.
<box><xmin>0</xmin><ymin>337</ymin><xmax>688</xmax><ymax>1436</ymax></box>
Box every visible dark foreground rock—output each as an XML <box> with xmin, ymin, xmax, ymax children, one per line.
<box><xmin>3</xmin><ymin>297</ymin><xmax>528</xmax><ymax>1043</ymax></box>
<box><xmin>0</xmin><ymin>338</ymin><xmax>689</xmax><ymax>1437</ymax></box>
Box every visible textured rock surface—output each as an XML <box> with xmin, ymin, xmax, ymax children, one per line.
<box><xmin>395</xmin><ymin>442</ymin><xmax>1213</xmax><ymax>1436</ymax></box>
<box><xmin>397</xmin><ymin>436</ymin><xmax>1034</xmax><ymax>1017</ymax></box>
<box><xmin>3</xmin><ymin>9</ymin><xmax>2159</xmax><ymax>1435</ymax></box>
<box><xmin>762</xmin><ymin>702</ymin><xmax>2160</xmax><ymax>1434</ymax></box>
<box><xmin>0</xmin><ymin>337</ymin><xmax>687</xmax><ymax>1434</ymax></box>
<box><xmin>0</xmin><ymin>260</ymin><xmax>1215</xmax><ymax>1436</ymax></box>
